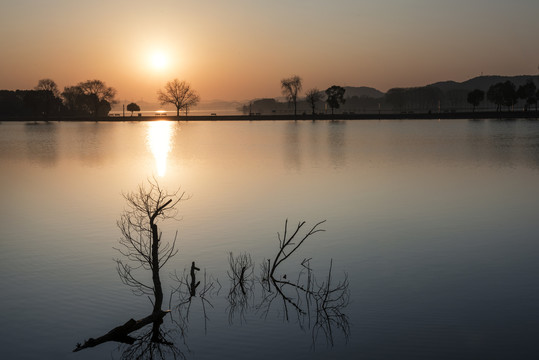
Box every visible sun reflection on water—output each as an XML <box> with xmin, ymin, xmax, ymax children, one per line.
<box><xmin>147</xmin><ymin>121</ymin><xmax>174</xmax><ymax>177</ymax></box>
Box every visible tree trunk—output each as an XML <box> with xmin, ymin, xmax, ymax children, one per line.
<box><xmin>189</xmin><ymin>261</ymin><xmax>200</xmax><ymax>296</ymax></box>
<box><xmin>151</xmin><ymin>222</ymin><xmax>163</xmax><ymax>314</ymax></box>
<box><xmin>148</xmin><ymin>199</ymin><xmax>171</xmax><ymax>314</ymax></box>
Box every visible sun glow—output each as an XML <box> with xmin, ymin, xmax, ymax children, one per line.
<box><xmin>147</xmin><ymin>121</ymin><xmax>174</xmax><ymax>177</ymax></box>
<box><xmin>150</xmin><ymin>51</ymin><xmax>168</xmax><ymax>70</ymax></box>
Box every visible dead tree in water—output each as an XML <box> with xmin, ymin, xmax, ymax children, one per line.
<box><xmin>75</xmin><ymin>179</ymin><xmax>187</xmax><ymax>355</ymax></box>
<box><xmin>171</xmin><ymin>262</ymin><xmax>219</xmax><ymax>338</ymax></box>
<box><xmin>115</xmin><ymin>178</ymin><xmax>187</xmax><ymax>314</ymax></box>
<box><xmin>257</xmin><ymin>219</ymin><xmax>350</xmax><ymax>346</ymax></box>
<box><xmin>258</xmin><ymin>220</ymin><xmax>326</xmax><ymax>317</ymax></box>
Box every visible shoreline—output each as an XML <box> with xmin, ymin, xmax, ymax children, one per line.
<box><xmin>1</xmin><ymin>110</ymin><xmax>538</xmax><ymax>122</ymax></box>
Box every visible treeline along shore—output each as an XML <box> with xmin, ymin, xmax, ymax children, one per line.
<box><xmin>2</xmin><ymin>74</ymin><xmax>539</xmax><ymax>121</ymax></box>
<box><xmin>1</xmin><ymin>110</ymin><xmax>538</xmax><ymax>122</ymax></box>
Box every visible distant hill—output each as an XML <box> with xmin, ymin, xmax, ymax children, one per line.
<box><xmin>341</xmin><ymin>75</ymin><xmax>539</xmax><ymax>99</ymax></box>
<box><xmin>343</xmin><ymin>86</ymin><xmax>385</xmax><ymax>99</ymax></box>
<box><xmin>429</xmin><ymin>75</ymin><xmax>539</xmax><ymax>92</ymax></box>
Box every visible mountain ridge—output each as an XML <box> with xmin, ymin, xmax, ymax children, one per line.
<box><xmin>428</xmin><ymin>75</ymin><xmax>539</xmax><ymax>93</ymax></box>
<box><xmin>112</xmin><ymin>74</ymin><xmax>539</xmax><ymax>110</ymax></box>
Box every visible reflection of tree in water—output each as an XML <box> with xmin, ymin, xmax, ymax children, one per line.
<box><xmin>465</xmin><ymin>119</ymin><xmax>539</xmax><ymax>169</ymax></box>
<box><xmin>73</xmin><ymin>180</ymin><xmax>350</xmax><ymax>358</ymax></box>
<box><xmin>118</xmin><ymin>320</ymin><xmax>180</xmax><ymax>360</ymax></box>
<box><xmin>328</xmin><ymin>120</ymin><xmax>347</xmax><ymax>168</ymax></box>
<box><xmin>24</xmin><ymin>122</ymin><xmax>58</xmax><ymax>166</ymax></box>
<box><xmin>227</xmin><ymin>252</ymin><xmax>255</xmax><ymax>324</ymax></box>
<box><xmin>283</xmin><ymin>121</ymin><xmax>348</xmax><ymax>170</ymax></box>
<box><xmin>284</xmin><ymin>121</ymin><xmax>302</xmax><ymax>170</ymax></box>
<box><xmin>75</xmin><ymin>123</ymin><xmax>107</xmax><ymax>166</ymax></box>
<box><xmin>308</xmin><ymin>120</ymin><xmax>323</xmax><ymax>166</ymax></box>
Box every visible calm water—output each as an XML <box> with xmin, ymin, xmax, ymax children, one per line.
<box><xmin>1</xmin><ymin>119</ymin><xmax>539</xmax><ymax>359</ymax></box>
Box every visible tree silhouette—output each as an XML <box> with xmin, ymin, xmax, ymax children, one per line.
<box><xmin>257</xmin><ymin>219</ymin><xmax>351</xmax><ymax>346</ymax></box>
<box><xmin>61</xmin><ymin>85</ymin><xmax>95</xmax><ymax>115</ymax></box>
<box><xmin>34</xmin><ymin>79</ymin><xmax>61</xmax><ymax>118</ymax></box>
<box><xmin>74</xmin><ymin>211</ymin><xmax>350</xmax><ymax>355</ymax></box>
<box><xmin>281</xmin><ymin>75</ymin><xmax>303</xmax><ymax>117</ymax></box>
<box><xmin>517</xmin><ymin>80</ymin><xmax>537</xmax><ymax>111</ymax></box>
<box><xmin>116</xmin><ymin>178</ymin><xmax>186</xmax><ymax>314</ymax></box>
<box><xmin>35</xmin><ymin>78</ymin><xmax>60</xmax><ymax>98</ymax></box>
<box><xmin>127</xmin><ymin>102</ymin><xmax>141</xmax><ymax>116</ymax></box>
<box><xmin>75</xmin><ymin>179</ymin><xmax>187</xmax><ymax>356</ymax></box>
<box><xmin>467</xmin><ymin>89</ymin><xmax>484</xmax><ymax>112</ymax></box>
<box><xmin>77</xmin><ymin>79</ymin><xmax>117</xmax><ymax>117</ymax></box>
<box><xmin>487</xmin><ymin>81</ymin><xmax>517</xmax><ymax>112</ymax></box>
<box><xmin>305</xmin><ymin>88</ymin><xmax>323</xmax><ymax>116</ymax></box>
<box><xmin>385</xmin><ymin>88</ymin><xmax>407</xmax><ymax>111</ymax></box>
<box><xmin>527</xmin><ymin>92</ymin><xmax>538</xmax><ymax>112</ymax></box>
<box><xmin>157</xmin><ymin>79</ymin><xmax>200</xmax><ymax>117</ymax></box>
<box><xmin>325</xmin><ymin>86</ymin><xmax>346</xmax><ymax>115</ymax></box>
<box><xmin>501</xmin><ymin>81</ymin><xmax>518</xmax><ymax>111</ymax></box>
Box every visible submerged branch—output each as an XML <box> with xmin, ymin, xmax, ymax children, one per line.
<box><xmin>73</xmin><ymin>310</ymin><xmax>170</xmax><ymax>352</ymax></box>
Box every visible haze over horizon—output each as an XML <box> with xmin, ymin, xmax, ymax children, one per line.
<box><xmin>1</xmin><ymin>0</ymin><xmax>538</xmax><ymax>102</ymax></box>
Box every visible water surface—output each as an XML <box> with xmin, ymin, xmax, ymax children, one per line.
<box><xmin>1</xmin><ymin>119</ymin><xmax>539</xmax><ymax>359</ymax></box>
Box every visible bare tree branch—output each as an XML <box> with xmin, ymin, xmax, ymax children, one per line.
<box><xmin>115</xmin><ymin>178</ymin><xmax>187</xmax><ymax>313</ymax></box>
<box><xmin>157</xmin><ymin>79</ymin><xmax>200</xmax><ymax>117</ymax></box>
<box><xmin>281</xmin><ymin>75</ymin><xmax>303</xmax><ymax>117</ymax></box>
<box><xmin>254</xmin><ymin>219</ymin><xmax>350</xmax><ymax>348</ymax></box>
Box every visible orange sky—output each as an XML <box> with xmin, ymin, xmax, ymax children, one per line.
<box><xmin>1</xmin><ymin>0</ymin><xmax>539</xmax><ymax>102</ymax></box>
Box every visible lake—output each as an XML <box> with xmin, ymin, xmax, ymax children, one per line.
<box><xmin>1</xmin><ymin>119</ymin><xmax>539</xmax><ymax>359</ymax></box>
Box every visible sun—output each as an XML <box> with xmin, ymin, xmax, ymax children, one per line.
<box><xmin>150</xmin><ymin>51</ymin><xmax>168</xmax><ymax>70</ymax></box>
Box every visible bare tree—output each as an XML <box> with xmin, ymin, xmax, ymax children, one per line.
<box><xmin>305</xmin><ymin>88</ymin><xmax>323</xmax><ymax>116</ymax></box>
<box><xmin>157</xmin><ymin>79</ymin><xmax>200</xmax><ymax>117</ymax></box>
<box><xmin>74</xmin><ymin>179</ymin><xmax>188</xmax><ymax>355</ymax></box>
<box><xmin>116</xmin><ymin>178</ymin><xmax>186</xmax><ymax>314</ymax></box>
<box><xmin>281</xmin><ymin>75</ymin><xmax>303</xmax><ymax>117</ymax></box>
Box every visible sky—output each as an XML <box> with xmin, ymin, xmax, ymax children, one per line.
<box><xmin>1</xmin><ymin>0</ymin><xmax>539</xmax><ymax>103</ymax></box>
